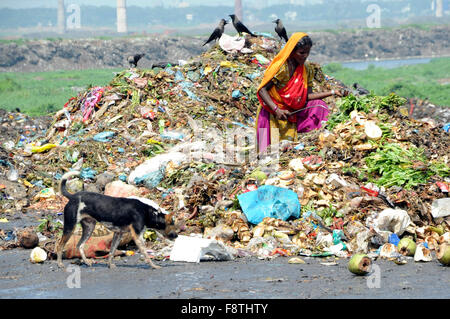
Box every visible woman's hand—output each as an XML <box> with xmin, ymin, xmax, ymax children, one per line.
<box><xmin>274</xmin><ymin>107</ymin><xmax>291</xmax><ymax>120</ymax></box>
<box><xmin>334</xmin><ymin>89</ymin><xmax>350</xmax><ymax>97</ymax></box>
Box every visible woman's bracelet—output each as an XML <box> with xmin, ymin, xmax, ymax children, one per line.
<box><xmin>273</xmin><ymin>105</ymin><xmax>278</xmax><ymax>112</ymax></box>
<box><xmin>331</xmin><ymin>89</ymin><xmax>335</xmax><ymax>96</ymax></box>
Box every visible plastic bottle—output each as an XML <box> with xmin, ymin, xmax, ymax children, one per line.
<box><xmin>7</xmin><ymin>166</ymin><xmax>18</xmax><ymax>181</ymax></box>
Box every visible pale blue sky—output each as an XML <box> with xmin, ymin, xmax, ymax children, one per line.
<box><xmin>0</xmin><ymin>0</ymin><xmax>225</xmax><ymax>9</ymax></box>
<box><xmin>0</xmin><ymin>0</ymin><xmax>332</xmax><ymax>9</ymax></box>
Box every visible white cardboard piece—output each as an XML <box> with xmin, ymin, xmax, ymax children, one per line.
<box><xmin>169</xmin><ymin>235</ymin><xmax>233</xmax><ymax>263</ymax></box>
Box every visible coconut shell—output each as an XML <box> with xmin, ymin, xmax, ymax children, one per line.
<box><xmin>30</xmin><ymin>247</ymin><xmax>47</xmax><ymax>263</ymax></box>
<box><xmin>380</xmin><ymin>243</ymin><xmax>398</xmax><ymax>258</ymax></box>
<box><xmin>348</xmin><ymin>254</ymin><xmax>372</xmax><ymax>275</ymax></box>
<box><xmin>398</xmin><ymin>237</ymin><xmax>416</xmax><ymax>256</ymax></box>
<box><xmin>439</xmin><ymin>232</ymin><xmax>450</xmax><ymax>245</ymax></box>
<box><xmin>365</xmin><ymin>121</ymin><xmax>382</xmax><ymax>140</ymax></box>
<box><xmin>436</xmin><ymin>243</ymin><xmax>450</xmax><ymax>266</ymax></box>
<box><xmin>414</xmin><ymin>243</ymin><xmax>432</xmax><ymax>262</ymax></box>
<box><xmin>288</xmin><ymin>257</ymin><xmax>306</xmax><ymax>264</ymax></box>
<box><xmin>18</xmin><ymin>230</ymin><xmax>39</xmax><ymax>249</ymax></box>
<box><xmin>278</xmin><ymin>170</ymin><xmax>295</xmax><ymax>180</ymax></box>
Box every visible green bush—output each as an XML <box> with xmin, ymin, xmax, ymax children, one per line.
<box><xmin>324</xmin><ymin>57</ymin><xmax>450</xmax><ymax>107</ymax></box>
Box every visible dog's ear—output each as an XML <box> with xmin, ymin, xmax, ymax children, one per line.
<box><xmin>164</xmin><ymin>211</ymin><xmax>175</xmax><ymax>225</ymax></box>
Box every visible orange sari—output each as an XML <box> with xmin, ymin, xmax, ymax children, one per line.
<box><xmin>255</xmin><ymin>32</ymin><xmax>309</xmax><ymax>152</ymax></box>
<box><xmin>257</xmin><ymin>32</ymin><xmax>309</xmax><ymax>118</ymax></box>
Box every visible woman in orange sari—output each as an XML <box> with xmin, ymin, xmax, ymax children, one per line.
<box><xmin>256</xmin><ymin>32</ymin><xmax>347</xmax><ymax>153</ymax></box>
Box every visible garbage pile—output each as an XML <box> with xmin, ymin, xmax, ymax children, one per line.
<box><xmin>0</xmin><ymin>109</ymin><xmax>52</xmax><ymax>213</ymax></box>
<box><xmin>1</xmin><ymin>34</ymin><xmax>449</xmax><ymax>268</ymax></box>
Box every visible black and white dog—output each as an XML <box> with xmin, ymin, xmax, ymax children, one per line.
<box><xmin>56</xmin><ymin>171</ymin><xmax>177</xmax><ymax>269</ymax></box>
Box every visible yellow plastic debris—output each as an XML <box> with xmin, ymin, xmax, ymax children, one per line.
<box><xmin>31</xmin><ymin>143</ymin><xmax>57</xmax><ymax>153</ymax></box>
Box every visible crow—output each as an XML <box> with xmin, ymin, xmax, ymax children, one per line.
<box><xmin>273</xmin><ymin>18</ymin><xmax>288</xmax><ymax>42</ymax></box>
<box><xmin>127</xmin><ymin>53</ymin><xmax>145</xmax><ymax>68</ymax></box>
<box><xmin>229</xmin><ymin>14</ymin><xmax>256</xmax><ymax>37</ymax></box>
<box><xmin>353</xmin><ymin>83</ymin><xmax>370</xmax><ymax>95</ymax></box>
<box><xmin>203</xmin><ymin>19</ymin><xmax>228</xmax><ymax>46</ymax></box>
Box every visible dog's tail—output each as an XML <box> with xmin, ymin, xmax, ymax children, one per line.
<box><xmin>59</xmin><ymin>170</ymin><xmax>81</xmax><ymax>199</ymax></box>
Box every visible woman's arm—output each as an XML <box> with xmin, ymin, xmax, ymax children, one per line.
<box><xmin>307</xmin><ymin>87</ymin><xmax>348</xmax><ymax>100</ymax></box>
<box><xmin>259</xmin><ymin>81</ymin><xmax>291</xmax><ymax>120</ymax></box>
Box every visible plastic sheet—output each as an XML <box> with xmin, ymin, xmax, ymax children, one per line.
<box><xmin>237</xmin><ymin>185</ymin><xmax>301</xmax><ymax>224</ymax></box>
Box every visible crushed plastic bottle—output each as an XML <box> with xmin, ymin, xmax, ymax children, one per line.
<box><xmin>7</xmin><ymin>165</ymin><xmax>18</xmax><ymax>182</ymax></box>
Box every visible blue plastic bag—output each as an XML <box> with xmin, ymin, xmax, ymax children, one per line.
<box><xmin>134</xmin><ymin>165</ymin><xmax>166</xmax><ymax>189</ymax></box>
<box><xmin>183</xmin><ymin>88</ymin><xmax>200</xmax><ymax>101</ymax></box>
<box><xmin>333</xmin><ymin>229</ymin><xmax>346</xmax><ymax>245</ymax></box>
<box><xmin>444</xmin><ymin>123</ymin><xmax>450</xmax><ymax>133</ymax></box>
<box><xmin>389</xmin><ymin>233</ymin><xmax>400</xmax><ymax>246</ymax></box>
<box><xmin>232</xmin><ymin>90</ymin><xmax>243</xmax><ymax>99</ymax></box>
<box><xmin>174</xmin><ymin>70</ymin><xmax>185</xmax><ymax>82</ymax></box>
<box><xmin>161</xmin><ymin>131</ymin><xmax>184</xmax><ymax>141</ymax></box>
<box><xmin>92</xmin><ymin>131</ymin><xmax>115</xmax><ymax>142</ymax></box>
<box><xmin>80</xmin><ymin>167</ymin><xmax>97</xmax><ymax>180</ymax></box>
<box><xmin>237</xmin><ymin>185</ymin><xmax>301</xmax><ymax>225</ymax></box>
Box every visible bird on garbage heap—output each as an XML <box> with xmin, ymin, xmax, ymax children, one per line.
<box><xmin>229</xmin><ymin>14</ymin><xmax>256</xmax><ymax>37</ymax></box>
<box><xmin>127</xmin><ymin>53</ymin><xmax>145</xmax><ymax>68</ymax></box>
<box><xmin>353</xmin><ymin>83</ymin><xmax>370</xmax><ymax>95</ymax></box>
<box><xmin>203</xmin><ymin>19</ymin><xmax>228</xmax><ymax>46</ymax></box>
<box><xmin>273</xmin><ymin>18</ymin><xmax>289</xmax><ymax>42</ymax></box>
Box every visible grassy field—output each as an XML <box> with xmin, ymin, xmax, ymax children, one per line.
<box><xmin>323</xmin><ymin>57</ymin><xmax>450</xmax><ymax>107</ymax></box>
<box><xmin>0</xmin><ymin>68</ymin><xmax>121</xmax><ymax>116</ymax></box>
<box><xmin>0</xmin><ymin>56</ymin><xmax>449</xmax><ymax>117</ymax></box>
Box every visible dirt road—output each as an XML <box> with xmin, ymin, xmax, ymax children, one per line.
<box><xmin>0</xmin><ymin>246</ymin><xmax>448</xmax><ymax>299</ymax></box>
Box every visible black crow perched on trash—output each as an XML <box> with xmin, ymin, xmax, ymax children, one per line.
<box><xmin>229</xmin><ymin>14</ymin><xmax>256</xmax><ymax>37</ymax></box>
<box><xmin>203</xmin><ymin>19</ymin><xmax>228</xmax><ymax>46</ymax></box>
<box><xmin>353</xmin><ymin>83</ymin><xmax>370</xmax><ymax>95</ymax></box>
<box><xmin>273</xmin><ymin>18</ymin><xmax>288</xmax><ymax>42</ymax></box>
<box><xmin>127</xmin><ymin>53</ymin><xmax>145</xmax><ymax>68</ymax></box>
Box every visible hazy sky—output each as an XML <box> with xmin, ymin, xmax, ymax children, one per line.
<box><xmin>0</xmin><ymin>0</ymin><xmax>331</xmax><ymax>9</ymax></box>
<box><xmin>0</xmin><ymin>0</ymin><xmax>229</xmax><ymax>9</ymax></box>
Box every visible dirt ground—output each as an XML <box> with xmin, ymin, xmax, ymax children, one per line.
<box><xmin>0</xmin><ymin>246</ymin><xmax>449</xmax><ymax>299</ymax></box>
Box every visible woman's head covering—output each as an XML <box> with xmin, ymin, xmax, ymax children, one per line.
<box><xmin>257</xmin><ymin>32</ymin><xmax>308</xmax><ymax>92</ymax></box>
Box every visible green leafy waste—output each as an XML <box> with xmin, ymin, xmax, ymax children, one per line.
<box><xmin>326</xmin><ymin>93</ymin><xmax>406</xmax><ymax>130</ymax></box>
<box><xmin>364</xmin><ymin>143</ymin><xmax>449</xmax><ymax>189</ymax></box>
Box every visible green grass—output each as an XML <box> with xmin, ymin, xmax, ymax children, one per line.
<box><xmin>323</xmin><ymin>57</ymin><xmax>450</xmax><ymax>106</ymax></box>
<box><xmin>0</xmin><ymin>68</ymin><xmax>121</xmax><ymax>116</ymax></box>
<box><xmin>1</xmin><ymin>56</ymin><xmax>449</xmax><ymax>117</ymax></box>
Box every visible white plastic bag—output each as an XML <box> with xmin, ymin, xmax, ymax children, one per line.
<box><xmin>128</xmin><ymin>151</ymin><xmax>187</xmax><ymax>185</ymax></box>
<box><xmin>169</xmin><ymin>235</ymin><xmax>233</xmax><ymax>263</ymax></box>
<box><xmin>219</xmin><ymin>34</ymin><xmax>245</xmax><ymax>53</ymax></box>
<box><xmin>431</xmin><ymin>198</ymin><xmax>450</xmax><ymax>218</ymax></box>
<box><xmin>373</xmin><ymin>208</ymin><xmax>411</xmax><ymax>240</ymax></box>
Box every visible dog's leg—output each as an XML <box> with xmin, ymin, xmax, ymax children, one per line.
<box><xmin>77</xmin><ymin>217</ymin><xmax>96</xmax><ymax>267</ymax></box>
<box><xmin>129</xmin><ymin>225</ymin><xmax>160</xmax><ymax>269</ymax></box>
<box><xmin>107</xmin><ymin>231</ymin><xmax>123</xmax><ymax>269</ymax></box>
<box><xmin>56</xmin><ymin>231</ymin><xmax>74</xmax><ymax>268</ymax></box>
<box><xmin>56</xmin><ymin>205</ymin><xmax>77</xmax><ymax>268</ymax></box>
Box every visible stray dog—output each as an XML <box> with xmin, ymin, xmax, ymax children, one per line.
<box><xmin>56</xmin><ymin>171</ymin><xmax>177</xmax><ymax>269</ymax></box>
